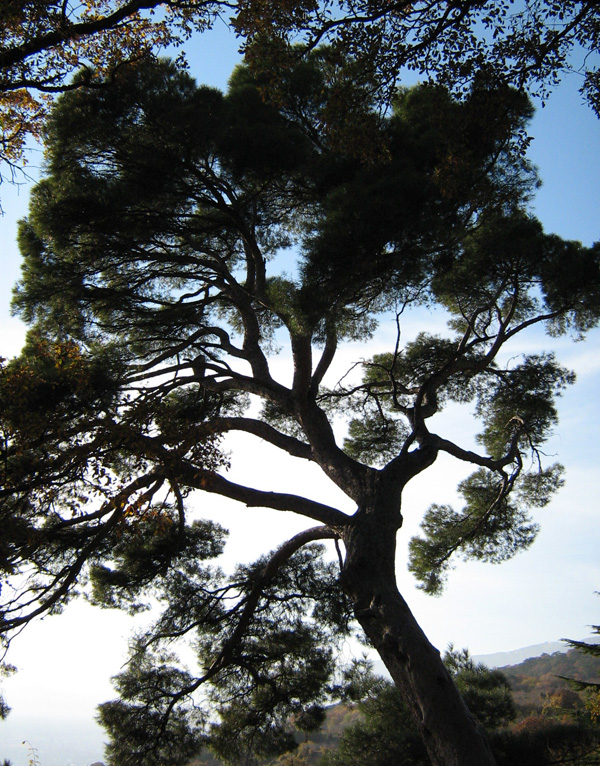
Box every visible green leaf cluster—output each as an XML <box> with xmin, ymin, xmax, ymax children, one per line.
<box><xmin>408</xmin><ymin>466</ymin><xmax>566</xmax><ymax>595</ymax></box>
<box><xmin>475</xmin><ymin>354</ymin><xmax>575</xmax><ymax>459</ymax></box>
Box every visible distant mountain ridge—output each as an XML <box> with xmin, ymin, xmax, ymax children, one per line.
<box><xmin>473</xmin><ymin>640</ymin><xmax>570</xmax><ymax>667</ymax></box>
<box><xmin>370</xmin><ymin>637</ymin><xmax>600</xmax><ymax>679</ymax></box>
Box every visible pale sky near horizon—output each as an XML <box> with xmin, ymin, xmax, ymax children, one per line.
<box><xmin>1</xmin><ymin>17</ymin><xmax>600</xmax><ymax>766</ymax></box>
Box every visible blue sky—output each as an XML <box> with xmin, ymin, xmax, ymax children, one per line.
<box><xmin>1</xmin><ymin>19</ymin><xmax>600</xmax><ymax>766</ymax></box>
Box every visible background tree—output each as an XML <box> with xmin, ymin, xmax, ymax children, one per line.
<box><xmin>237</xmin><ymin>1</ymin><xmax>600</xmax><ymax>118</ymax></box>
<box><xmin>491</xmin><ymin>715</ymin><xmax>600</xmax><ymax>765</ymax></box>
<box><xmin>444</xmin><ymin>648</ymin><xmax>517</xmax><ymax>733</ymax></box>
<box><xmin>562</xmin><ymin>601</ymin><xmax>600</xmax><ymax>721</ymax></box>
<box><xmin>2</xmin><ymin>55</ymin><xmax>600</xmax><ymax>766</ymax></box>
<box><xmin>0</xmin><ymin>0</ymin><xmax>233</xmax><ymax>185</ymax></box>
<box><xmin>320</xmin><ymin>684</ymin><xmax>430</xmax><ymax>766</ymax></box>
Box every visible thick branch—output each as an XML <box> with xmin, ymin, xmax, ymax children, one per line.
<box><xmin>310</xmin><ymin>320</ymin><xmax>338</xmax><ymax>396</ymax></box>
<box><xmin>204</xmin><ymin>525</ymin><xmax>338</xmax><ymax>680</ymax></box>
<box><xmin>1</xmin><ymin>1</ymin><xmax>154</xmax><ymax>71</ymax></box>
<box><xmin>211</xmin><ymin>417</ymin><xmax>313</xmax><ymax>461</ymax></box>
<box><xmin>179</xmin><ymin>465</ymin><xmax>350</xmax><ymax>528</ymax></box>
<box><xmin>0</xmin><ymin>0</ymin><xmax>221</xmax><ymax>74</ymax></box>
<box><xmin>426</xmin><ymin>430</ymin><xmax>520</xmax><ymax>473</ymax></box>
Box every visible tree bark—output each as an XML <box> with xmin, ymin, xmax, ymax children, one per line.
<box><xmin>339</xmin><ymin>483</ymin><xmax>497</xmax><ymax>766</ymax></box>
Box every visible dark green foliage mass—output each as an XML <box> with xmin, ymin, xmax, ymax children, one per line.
<box><xmin>445</xmin><ymin>648</ymin><xmax>517</xmax><ymax>733</ymax></box>
<box><xmin>491</xmin><ymin>717</ymin><xmax>600</xmax><ymax>766</ymax></box>
<box><xmin>96</xmin><ymin>542</ymin><xmax>351</xmax><ymax>766</ymax></box>
<box><xmin>2</xmin><ymin>51</ymin><xmax>600</xmax><ymax>766</ymax></box>
<box><xmin>3</xmin><ymin>1</ymin><xmax>600</xmax><ymax>198</ymax></box>
<box><xmin>320</xmin><ymin>685</ymin><xmax>430</xmax><ymax>766</ymax></box>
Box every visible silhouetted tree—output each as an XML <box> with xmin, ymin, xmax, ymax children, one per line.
<box><xmin>2</xmin><ymin>54</ymin><xmax>600</xmax><ymax>766</ymax></box>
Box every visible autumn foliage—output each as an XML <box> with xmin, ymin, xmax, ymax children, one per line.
<box><xmin>0</xmin><ymin>0</ymin><xmax>220</xmax><ymax>179</ymax></box>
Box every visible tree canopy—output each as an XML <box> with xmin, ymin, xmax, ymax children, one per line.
<box><xmin>2</xmin><ymin>1</ymin><xmax>599</xmax><ymax>189</ymax></box>
<box><xmin>0</xmin><ymin>0</ymin><xmax>228</xmax><ymax>183</ymax></box>
<box><xmin>236</xmin><ymin>2</ymin><xmax>600</xmax><ymax>115</ymax></box>
<box><xmin>1</xmin><ymin>55</ymin><xmax>600</xmax><ymax>766</ymax></box>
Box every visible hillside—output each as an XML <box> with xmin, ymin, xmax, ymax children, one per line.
<box><xmin>501</xmin><ymin>647</ymin><xmax>600</xmax><ymax>716</ymax></box>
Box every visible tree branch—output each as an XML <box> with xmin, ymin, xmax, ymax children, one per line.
<box><xmin>180</xmin><ymin>465</ymin><xmax>350</xmax><ymax>528</ymax></box>
<box><xmin>0</xmin><ymin>0</ymin><xmax>219</xmax><ymax>73</ymax></box>
<box><xmin>426</xmin><ymin>430</ymin><xmax>520</xmax><ymax>473</ymax></box>
<box><xmin>0</xmin><ymin>471</ymin><xmax>163</xmax><ymax>635</ymax></box>
<box><xmin>147</xmin><ymin>524</ymin><xmax>339</xmax><ymax>745</ymax></box>
<box><xmin>210</xmin><ymin>416</ymin><xmax>313</xmax><ymax>460</ymax></box>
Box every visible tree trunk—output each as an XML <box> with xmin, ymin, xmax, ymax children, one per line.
<box><xmin>340</xmin><ymin>487</ymin><xmax>497</xmax><ymax>766</ymax></box>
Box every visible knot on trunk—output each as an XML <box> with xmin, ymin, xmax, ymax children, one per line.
<box><xmin>354</xmin><ymin>593</ymin><xmax>383</xmax><ymax>620</ymax></box>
